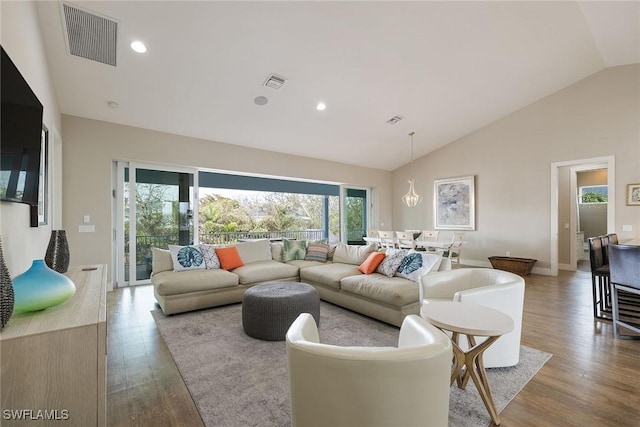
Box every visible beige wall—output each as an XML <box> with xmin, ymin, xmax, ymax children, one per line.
<box><xmin>61</xmin><ymin>116</ymin><xmax>392</xmax><ymax>283</ymax></box>
<box><xmin>0</xmin><ymin>1</ymin><xmax>62</xmax><ymax>276</ymax></box>
<box><xmin>392</xmin><ymin>64</ymin><xmax>640</xmax><ymax>273</ymax></box>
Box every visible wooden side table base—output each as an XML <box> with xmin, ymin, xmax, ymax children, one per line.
<box><xmin>421</xmin><ymin>302</ymin><xmax>514</xmax><ymax>427</ymax></box>
<box><xmin>451</xmin><ymin>335</ymin><xmax>502</xmax><ymax>425</ymax></box>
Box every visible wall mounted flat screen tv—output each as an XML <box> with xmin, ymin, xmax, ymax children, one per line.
<box><xmin>1</xmin><ymin>46</ymin><xmax>44</xmax><ymax>207</ymax></box>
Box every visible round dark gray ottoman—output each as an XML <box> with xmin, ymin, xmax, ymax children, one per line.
<box><xmin>242</xmin><ymin>282</ymin><xmax>320</xmax><ymax>341</ymax></box>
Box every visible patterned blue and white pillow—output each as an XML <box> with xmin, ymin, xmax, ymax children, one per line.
<box><xmin>168</xmin><ymin>245</ymin><xmax>206</xmax><ymax>272</ymax></box>
<box><xmin>395</xmin><ymin>251</ymin><xmax>442</xmax><ymax>282</ymax></box>
<box><xmin>376</xmin><ymin>248</ymin><xmax>408</xmax><ymax>277</ymax></box>
<box><xmin>199</xmin><ymin>244</ymin><xmax>221</xmax><ymax>269</ymax></box>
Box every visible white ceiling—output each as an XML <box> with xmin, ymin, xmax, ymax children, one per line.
<box><xmin>34</xmin><ymin>1</ymin><xmax>640</xmax><ymax>171</ymax></box>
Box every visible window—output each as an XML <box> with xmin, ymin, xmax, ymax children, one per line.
<box><xmin>579</xmin><ymin>185</ymin><xmax>608</xmax><ymax>204</ymax></box>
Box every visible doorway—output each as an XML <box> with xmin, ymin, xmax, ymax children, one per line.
<box><xmin>550</xmin><ymin>156</ymin><xmax>615</xmax><ymax>275</ymax></box>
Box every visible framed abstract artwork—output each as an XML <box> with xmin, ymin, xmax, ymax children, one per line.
<box><xmin>434</xmin><ymin>175</ymin><xmax>475</xmax><ymax>230</ymax></box>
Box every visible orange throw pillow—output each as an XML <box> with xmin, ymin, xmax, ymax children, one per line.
<box><xmin>358</xmin><ymin>252</ymin><xmax>386</xmax><ymax>274</ymax></box>
<box><xmin>215</xmin><ymin>246</ymin><xmax>244</xmax><ymax>270</ymax></box>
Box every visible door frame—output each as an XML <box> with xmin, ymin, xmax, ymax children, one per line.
<box><xmin>550</xmin><ymin>155</ymin><xmax>615</xmax><ymax>275</ymax></box>
<box><xmin>113</xmin><ymin>161</ymin><xmax>198</xmax><ymax>288</ymax></box>
<box><xmin>339</xmin><ymin>185</ymin><xmax>372</xmax><ymax>244</ymax></box>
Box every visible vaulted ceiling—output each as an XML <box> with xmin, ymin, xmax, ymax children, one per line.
<box><xmin>34</xmin><ymin>1</ymin><xmax>640</xmax><ymax>170</ymax></box>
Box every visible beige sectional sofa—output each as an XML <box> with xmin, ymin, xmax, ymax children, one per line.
<box><xmin>151</xmin><ymin>239</ymin><xmax>450</xmax><ymax>326</ymax></box>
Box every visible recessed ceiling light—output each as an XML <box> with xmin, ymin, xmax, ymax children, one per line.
<box><xmin>316</xmin><ymin>102</ymin><xmax>326</xmax><ymax>111</ymax></box>
<box><xmin>254</xmin><ymin>96</ymin><xmax>268</xmax><ymax>106</ymax></box>
<box><xmin>130</xmin><ymin>41</ymin><xmax>147</xmax><ymax>53</ymax></box>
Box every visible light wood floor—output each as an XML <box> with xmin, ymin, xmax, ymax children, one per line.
<box><xmin>106</xmin><ymin>269</ymin><xmax>640</xmax><ymax>427</ymax></box>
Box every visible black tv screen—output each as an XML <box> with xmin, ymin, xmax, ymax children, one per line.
<box><xmin>1</xmin><ymin>46</ymin><xmax>44</xmax><ymax>206</ymax></box>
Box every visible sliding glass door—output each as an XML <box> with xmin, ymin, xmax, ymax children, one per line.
<box><xmin>115</xmin><ymin>162</ymin><xmax>198</xmax><ymax>287</ymax></box>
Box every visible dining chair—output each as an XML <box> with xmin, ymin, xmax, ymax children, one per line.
<box><xmin>378</xmin><ymin>231</ymin><xmax>396</xmax><ymax>249</ymax></box>
<box><xmin>600</xmin><ymin>234</ymin><xmax>611</xmax><ymax>265</ymax></box>
<box><xmin>395</xmin><ymin>231</ymin><xmax>416</xmax><ymax>249</ymax></box>
<box><xmin>442</xmin><ymin>232</ymin><xmax>465</xmax><ymax>264</ymax></box>
<box><xmin>415</xmin><ymin>230</ymin><xmax>440</xmax><ymax>251</ymax></box>
<box><xmin>608</xmin><ymin>244</ymin><xmax>640</xmax><ymax>339</ymax></box>
<box><xmin>588</xmin><ymin>236</ymin><xmax>611</xmax><ymax>320</ymax></box>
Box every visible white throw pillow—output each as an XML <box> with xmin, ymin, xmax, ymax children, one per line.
<box><xmin>395</xmin><ymin>251</ymin><xmax>443</xmax><ymax>282</ymax></box>
<box><xmin>199</xmin><ymin>244</ymin><xmax>221</xmax><ymax>269</ymax></box>
<box><xmin>376</xmin><ymin>248</ymin><xmax>408</xmax><ymax>277</ymax></box>
<box><xmin>168</xmin><ymin>245</ymin><xmax>206</xmax><ymax>272</ymax></box>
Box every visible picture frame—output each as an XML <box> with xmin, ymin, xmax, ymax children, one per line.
<box><xmin>434</xmin><ymin>175</ymin><xmax>475</xmax><ymax>230</ymax></box>
<box><xmin>626</xmin><ymin>183</ymin><xmax>640</xmax><ymax>206</ymax></box>
<box><xmin>30</xmin><ymin>126</ymin><xmax>48</xmax><ymax>227</ymax></box>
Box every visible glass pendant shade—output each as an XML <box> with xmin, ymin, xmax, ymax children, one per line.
<box><xmin>402</xmin><ymin>179</ymin><xmax>423</xmax><ymax>207</ymax></box>
<box><xmin>402</xmin><ymin>132</ymin><xmax>422</xmax><ymax>207</ymax></box>
<box><xmin>12</xmin><ymin>260</ymin><xmax>75</xmax><ymax>313</ymax></box>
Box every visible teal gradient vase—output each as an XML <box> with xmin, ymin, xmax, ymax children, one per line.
<box><xmin>13</xmin><ymin>260</ymin><xmax>76</xmax><ymax>313</ymax></box>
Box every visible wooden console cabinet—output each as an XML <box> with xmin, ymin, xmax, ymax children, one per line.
<box><xmin>0</xmin><ymin>264</ymin><xmax>107</xmax><ymax>426</ymax></box>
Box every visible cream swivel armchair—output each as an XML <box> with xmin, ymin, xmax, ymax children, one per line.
<box><xmin>419</xmin><ymin>268</ymin><xmax>525</xmax><ymax>368</ymax></box>
<box><xmin>286</xmin><ymin>313</ymin><xmax>452</xmax><ymax>427</ymax></box>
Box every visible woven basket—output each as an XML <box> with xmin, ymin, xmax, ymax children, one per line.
<box><xmin>488</xmin><ymin>256</ymin><xmax>537</xmax><ymax>276</ymax></box>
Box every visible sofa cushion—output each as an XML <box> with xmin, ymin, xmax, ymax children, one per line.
<box><xmin>233</xmin><ymin>260</ymin><xmax>299</xmax><ymax>285</ymax></box>
<box><xmin>287</xmin><ymin>259</ymin><xmax>326</xmax><ymax>269</ymax></box>
<box><xmin>300</xmin><ymin>263</ymin><xmax>361</xmax><ymax>290</ymax></box>
<box><xmin>283</xmin><ymin>240</ymin><xmax>307</xmax><ymax>262</ymax></box>
<box><xmin>332</xmin><ymin>242</ymin><xmax>378</xmax><ymax>265</ymax></box>
<box><xmin>152</xmin><ymin>269</ymin><xmax>239</xmax><ymax>296</ymax></box>
<box><xmin>304</xmin><ymin>243</ymin><xmax>330</xmax><ymax>262</ymax></box>
<box><xmin>236</xmin><ymin>240</ymin><xmax>272</xmax><ymax>264</ymax></box>
<box><xmin>151</xmin><ymin>248</ymin><xmax>174</xmax><ymax>275</ymax></box>
<box><xmin>168</xmin><ymin>245</ymin><xmax>206</xmax><ymax>271</ymax></box>
<box><xmin>340</xmin><ymin>274</ymin><xmax>419</xmax><ymax>307</ymax></box>
<box><xmin>215</xmin><ymin>246</ymin><xmax>244</xmax><ymax>270</ymax></box>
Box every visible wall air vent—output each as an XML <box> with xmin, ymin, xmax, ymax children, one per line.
<box><xmin>62</xmin><ymin>3</ymin><xmax>118</xmax><ymax>66</ymax></box>
<box><xmin>386</xmin><ymin>115</ymin><xmax>404</xmax><ymax>125</ymax></box>
<box><xmin>263</xmin><ymin>74</ymin><xmax>287</xmax><ymax>91</ymax></box>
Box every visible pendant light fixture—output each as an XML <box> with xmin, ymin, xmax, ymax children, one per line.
<box><xmin>402</xmin><ymin>132</ymin><xmax>422</xmax><ymax>207</ymax></box>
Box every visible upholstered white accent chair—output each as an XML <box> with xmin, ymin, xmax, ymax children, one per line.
<box><xmin>286</xmin><ymin>313</ymin><xmax>452</xmax><ymax>427</ymax></box>
<box><xmin>419</xmin><ymin>268</ymin><xmax>525</xmax><ymax>368</ymax></box>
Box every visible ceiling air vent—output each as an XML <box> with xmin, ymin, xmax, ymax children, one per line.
<box><xmin>62</xmin><ymin>3</ymin><xmax>118</xmax><ymax>66</ymax></box>
<box><xmin>263</xmin><ymin>74</ymin><xmax>287</xmax><ymax>91</ymax></box>
<box><xmin>386</xmin><ymin>115</ymin><xmax>404</xmax><ymax>125</ymax></box>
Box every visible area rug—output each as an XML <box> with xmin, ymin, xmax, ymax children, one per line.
<box><xmin>152</xmin><ymin>302</ymin><xmax>551</xmax><ymax>427</ymax></box>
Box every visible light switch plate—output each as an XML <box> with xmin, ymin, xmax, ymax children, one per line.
<box><xmin>622</xmin><ymin>224</ymin><xmax>633</xmax><ymax>232</ymax></box>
